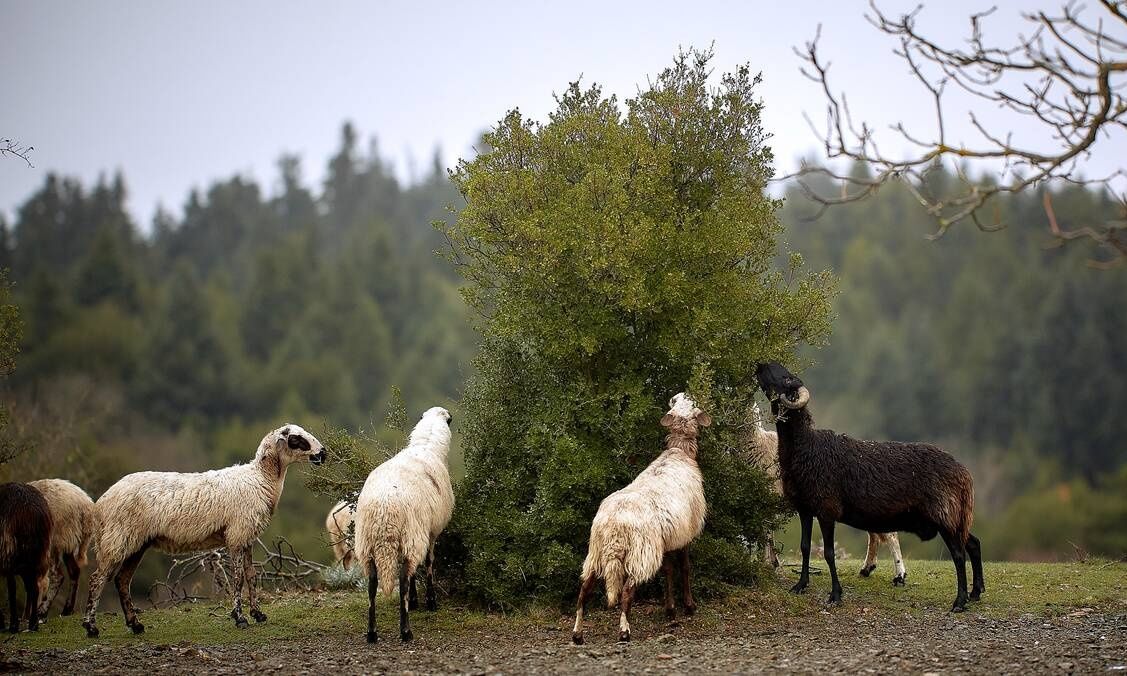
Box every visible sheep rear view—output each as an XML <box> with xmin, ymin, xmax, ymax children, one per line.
<box><xmin>354</xmin><ymin>406</ymin><xmax>453</xmax><ymax>644</ymax></box>
<box><xmin>0</xmin><ymin>482</ymin><xmax>52</xmax><ymax>633</ymax></box>
<box><xmin>28</xmin><ymin>479</ymin><xmax>96</xmax><ymax>620</ymax></box>
<box><xmin>572</xmin><ymin>392</ymin><xmax>711</xmax><ymax>645</ymax></box>
<box><xmin>326</xmin><ymin>501</ymin><xmax>355</xmax><ymax>570</ymax></box>
<box><xmin>756</xmin><ymin>362</ymin><xmax>982</xmax><ymax>612</ymax></box>
<box><xmin>81</xmin><ymin>424</ymin><xmax>327</xmax><ymax>637</ymax></box>
<box><xmin>746</xmin><ymin>403</ymin><xmax>908</xmax><ymax>584</ymax></box>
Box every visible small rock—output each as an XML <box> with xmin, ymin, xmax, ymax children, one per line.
<box><xmin>655</xmin><ymin>633</ymin><xmax>676</xmax><ymax>643</ymax></box>
<box><xmin>657</xmin><ymin>653</ymin><xmax>673</xmax><ymax>660</ymax></box>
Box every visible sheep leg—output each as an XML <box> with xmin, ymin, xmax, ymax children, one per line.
<box><xmin>764</xmin><ymin>531</ymin><xmax>780</xmax><ymax>569</ymax></box>
<box><xmin>408</xmin><ymin>572</ymin><xmax>419</xmax><ymax>611</ymax></box>
<box><xmin>398</xmin><ymin>561</ymin><xmax>413</xmax><ymax>642</ymax></box>
<box><xmin>22</xmin><ymin>571</ymin><xmax>41</xmax><ymax>632</ymax></box>
<box><xmin>115</xmin><ymin>545</ymin><xmax>149</xmax><ymax>633</ymax></box>
<box><xmin>661</xmin><ymin>553</ymin><xmax>676</xmax><ymax>620</ymax></box>
<box><xmin>424</xmin><ymin>545</ymin><xmax>438</xmax><ymax>612</ymax></box>
<box><xmin>885</xmin><ymin>533</ymin><xmax>907</xmax><ymax>586</ymax></box>
<box><xmin>678</xmin><ymin>548</ymin><xmax>696</xmax><ymax>616</ymax></box>
<box><xmin>6</xmin><ymin>575</ymin><xmax>17</xmax><ymax>633</ymax></box>
<box><xmin>366</xmin><ymin>562</ymin><xmax>378</xmax><ymax>643</ymax></box>
<box><xmin>859</xmin><ymin>532</ymin><xmax>880</xmax><ymax>577</ymax></box>
<box><xmin>37</xmin><ymin>557</ymin><xmax>65</xmax><ymax>620</ymax></box>
<box><xmin>229</xmin><ymin>546</ymin><xmax>250</xmax><ymax>629</ymax></box>
<box><xmin>244</xmin><ymin>547</ymin><xmax>267</xmax><ymax>623</ymax></box>
<box><xmin>570</xmin><ymin>573</ymin><xmax>597</xmax><ymax>645</ymax></box>
<box><xmin>818</xmin><ymin>518</ymin><xmax>842</xmax><ymax>605</ymax></box>
<box><xmin>62</xmin><ymin>553</ymin><xmax>82</xmax><ymax>616</ymax></box>
<box><xmin>791</xmin><ymin>512</ymin><xmax>813</xmax><ymax>594</ymax></box>
<box><xmin>966</xmin><ymin>533</ymin><xmax>985</xmax><ymax>601</ymax></box>
<box><xmin>82</xmin><ymin>559</ymin><xmax>119</xmax><ymax>638</ymax></box>
<box><xmin>940</xmin><ymin>530</ymin><xmax>969</xmax><ymax>612</ymax></box>
<box><xmin>617</xmin><ymin>579</ymin><xmax>636</xmax><ymax>642</ymax></box>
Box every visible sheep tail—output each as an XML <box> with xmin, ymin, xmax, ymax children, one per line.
<box><xmin>363</xmin><ymin>500</ymin><xmax>403</xmax><ymax>596</ymax></box>
<box><xmin>582</xmin><ymin>520</ymin><xmax>629</xmax><ymax>608</ymax></box>
<box><xmin>76</xmin><ymin>505</ymin><xmax>98</xmax><ymax>568</ymax></box>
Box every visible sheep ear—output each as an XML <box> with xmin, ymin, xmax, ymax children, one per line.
<box><xmin>696</xmin><ymin>412</ymin><xmax>712</xmax><ymax>427</ymax></box>
<box><xmin>660</xmin><ymin>413</ymin><xmax>676</xmax><ymax>428</ymax></box>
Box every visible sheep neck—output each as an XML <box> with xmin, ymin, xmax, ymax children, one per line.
<box><xmin>254</xmin><ymin>451</ymin><xmax>290</xmax><ymax>513</ymax></box>
<box><xmin>664</xmin><ymin>429</ymin><xmax>699</xmax><ymax>461</ymax></box>
<box><xmin>771</xmin><ymin>403</ymin><xmax>816</xmax><ymax>469</ymax></box>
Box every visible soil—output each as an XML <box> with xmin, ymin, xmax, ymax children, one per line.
<box><xmin>4</xmin><ymin>604</ymin><xmax>1125</xmax><ymax>674</ymax></box>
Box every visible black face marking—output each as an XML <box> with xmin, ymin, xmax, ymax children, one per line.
<box><xmin>280</xmin><ymin>427</ymin><xmax>291</xmax><ymax>436</ymax></box>
<box><xmin>287</xmin><ymin>434</ymin><xmax>311</xmax><ymax>451</ymax></box>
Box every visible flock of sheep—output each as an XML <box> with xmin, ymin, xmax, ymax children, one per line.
<box><xmin>0</xmin><ymin>362</ymin><xmax>982</xmax><ymax>646</ymax></box>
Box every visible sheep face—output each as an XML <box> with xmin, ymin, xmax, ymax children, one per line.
<box><xmin>423</xmin><ymin>406</ymin><xmax>453</xmax><ymax>425</ymax></box>
<box><xmin>275</xmin><ymin>424</ymin><xmax>328</xmax><ymax>466</ymax></box>
<box><xmin>755</xmin><ymin>362</ymin><xmax>810</xmax><ymax>409</ymax></box>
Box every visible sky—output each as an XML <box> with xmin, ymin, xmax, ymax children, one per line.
<box><xmin>2</xmin><ymin>1</ymin><xmax>1124</xmax><ymax>229</ymax></box>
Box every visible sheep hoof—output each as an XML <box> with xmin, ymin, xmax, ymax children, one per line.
<box><xmin>129</xmin><ymin>622</ymin><xmax>145</xmax><ymax>634</ymax></box>
<box><xmin>62</xmin><ymin>606</ymin><xmax>75</xmax><ymax>617</ymax></box>
<box><xmin>425</xmin><ymin>598</ymin><xmax>438</xmax><ymax>612</ymax></box>
<box><xmin>683</xmin><ymin>604</ymin><xmax>696</xmax><ymax>617</ymax></box>
<box><xmin>789</xmin><ymin>582</ymin><xmax>807</xmax><ymax>595</ymax></box>
<box><xmin>664</xmin><ymin>608</ymin><xmax>676</xmax><ymax>620</ymax></box>
<box><xmin>366</xmin><ymin>631</ymin><xmax>378</xmax><ymax>644</ymax></box>
<box><xmin>825</xmin><ymin>593</ymin><xmax>842</xmax><ymax>607</ymax></box>
<box><xmin>235</xmin><ymin>617</ymin><xmax>250</xmax><ymax>629</ymax></box>
<box><xmin>400</xmin><ymin>629</ymin><xmax>413</xmax><ymax>642</ymax></box>
<box><xmin>571</xmin><ymin>633</ymin><xmax>585</xmax><ymax>645</ymax></box>
<box><xmin>251</xmin><ymin>610</ymin><xmax>268</xmax><ymax>623</ymax></box>
<box><xmin>617</xmin><ymin>631</ymin><xmax>631</xmax><ymax>643</ymax></box>
<box><xmin>950</xmin><ymin>602</ymin><xmax>967</xmax><ymax>613</ymax></box>
<box><xmin>892</xmin><ymin>575</ymin><xmax>906</xmax><ymax>587</ymax></box>
<box><xmin>859</xmin><ymin>564</ymin><xmax>876</xmax><ymax>577</ymax></box>
<box><xmin>408</xmin><ymin>599</ymin><xmax>419</xmax><ymax>611</ymax></box>
<box><xmin>969</xmin><ymin>588</ymin><xmax>983</xmax><ymax>602</ymax></box>
<box><xmin>83</xmin><ymin>622</ymin><xmax>99</xmax><ymax>638</ymax></box>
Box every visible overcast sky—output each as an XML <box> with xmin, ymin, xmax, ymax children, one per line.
<box><xmin>3</xmin><ymin>1</ymin><xmax>1124</xmax><ymax>229</ymax></box>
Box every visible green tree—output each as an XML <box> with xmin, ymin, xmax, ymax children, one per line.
<box><xmin>442</xmin><ymin>51</ymin><xmax>835</xmax><ymax>605</ymax></box>
<box><xmin>0</xmin><ymin>270</ymin><xmax>22</xmax><ymax>464</ymax></box>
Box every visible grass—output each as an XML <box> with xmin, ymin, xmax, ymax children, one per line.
<box><xmin>4</xmin><ymin>559</ymin><xmax>1124</xmax><ymax>652</ymax></box>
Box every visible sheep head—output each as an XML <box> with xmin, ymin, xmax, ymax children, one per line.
<box><xmin>265</xmin><ymin>423</ymin><xmax>328</xmax><ymax>467</ymax></box>
<box><xmin>661</xmin><ymin>392</ymin><xmax>712</xmax><ymax>431</ymax></box>
<box><xmin>755</xmin><ymin>362</ymin><xmax>810</xmax><ymax>410</ymax></box>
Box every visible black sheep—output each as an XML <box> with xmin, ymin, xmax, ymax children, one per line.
<box><xmin>755</xmin><ymin>362</ymin><xmax>983</xmax><ymax>612</ymax></box>
<box><xmin>0</xmin><ymin>482</ymin><xmax>53</xmax><ymax>632</ymax></box>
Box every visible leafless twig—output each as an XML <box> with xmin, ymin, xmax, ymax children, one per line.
<box><xmin>782</xmin><ymin>1</ymin><xmax>1127</xmax><ymax>268</ymax></box>
<box><xmin>1</xmin><ymin>138</ymin><xmax>34</xmax><ymax>168</ymax></box>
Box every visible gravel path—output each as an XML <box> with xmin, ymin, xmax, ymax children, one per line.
<box><xmin>5</xmin><ymin>605</ymin><xmax>1125</xmax><ymax>674</ymax></box>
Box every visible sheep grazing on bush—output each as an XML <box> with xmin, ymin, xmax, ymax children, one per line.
<box><xmin>80</xmin><ymin>424</ymin><xmax>327</xmax><ymax>637</ymax></box>
<box><xmin>326</xmin><ymin>500</ymin><xmax>355</xmax><ymax>570</ymax></box>
<box><xmin>571</xmin><ymin>393</ymin><xmax>711</xmax><ymax>645</ymax></box>
<box><xmin>0</xmin><ymin>482</ymin><xmax>52</xmax><ymax>633</ymax></box>
<box><xmin>755</xmin><ymin>362</ymin><xmax>983</xmax><ymax>612</ymax></box>
<box><xmin>28</xmin><ymin>479</ymin><xmax>96</xmax><ymax>619</ymax></box>
<box><xmin>746</xmin><ymin>403</ymin><xmax>908</xmax><ymax>584</ymax></box>
<box><xmin>354</xmin><ymin>406</ymin><xmax>453</xmax><ymax>644</ymax></box>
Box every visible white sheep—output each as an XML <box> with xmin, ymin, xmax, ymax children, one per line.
<box><xmin>747</xmin><ymin>403</ymin><xmax>907</xmax><ymax>585</ymax></box>
<box><xmin>354</xmin><ymin>406</ymin><xmax>453</xmax><ymax>644</ymax></box>
<box><xmin>28</xmin><ymin>479</ymin><xmax>95</xmax><ymax>620</ymax></box>
<box><xmin>80</xmin><ymin>424</ymin><xmax>327</xmax><ymax>637</ymax></box>
<box><xmin>571</xmin><ymin>392</ymin><xmax>710</xmax><ymax>645</ymax></box>
<box><xmin>325</xmin><ymin>500</ymin><xmax>355</xmax><ymax>570</ymax></box>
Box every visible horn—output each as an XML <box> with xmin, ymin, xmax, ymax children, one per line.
<box><xmin>778</xmin><ymin>386</ymin><xmax>810</xmax><ymax>410</ymax></box>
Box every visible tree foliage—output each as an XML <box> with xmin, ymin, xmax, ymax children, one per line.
<box><xmin>441</xmin><ymin>51</ymin><xmax>835</xmax><ymax>606</ymax></box>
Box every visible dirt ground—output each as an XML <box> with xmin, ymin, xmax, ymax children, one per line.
<box><xmin>3</xmin><ymin>603</ymin><xmax>1125</xmax><ymax>674</ymax></box>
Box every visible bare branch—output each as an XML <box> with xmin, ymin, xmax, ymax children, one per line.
<box><xmin>780</xmin><ymin>1</ymin><xmax>1127</xmax><ymax>266</ymax></box>
<box><xmin>1</xmin><ymin>138</ymin><xmax>34</xmax><ymax>168</ymax></box>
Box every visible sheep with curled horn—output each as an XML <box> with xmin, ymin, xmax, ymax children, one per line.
<box><xmin>745</xmin><ymin>402</ymin><xmax>908</xmax><ymax>584</ymax></box>
<box><xmin>755</xmin><ymin>362</ymin><xmax>982</xmax><ymax>612</ymax></box>
<box><xmin>572</xmin><ymin>392</ymin><xmax>710</xmax><ymax>645</ymax></box>
<box><xmin>81</xmin><ymin>424</ymin><xmax>328</xmax><ymax>637</ymax></box>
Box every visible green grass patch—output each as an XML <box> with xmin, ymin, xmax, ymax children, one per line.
<box><xmin>5</xmin><ymin>560</ymin><xmax>1124</xmax><ymax>651</ymax></box>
